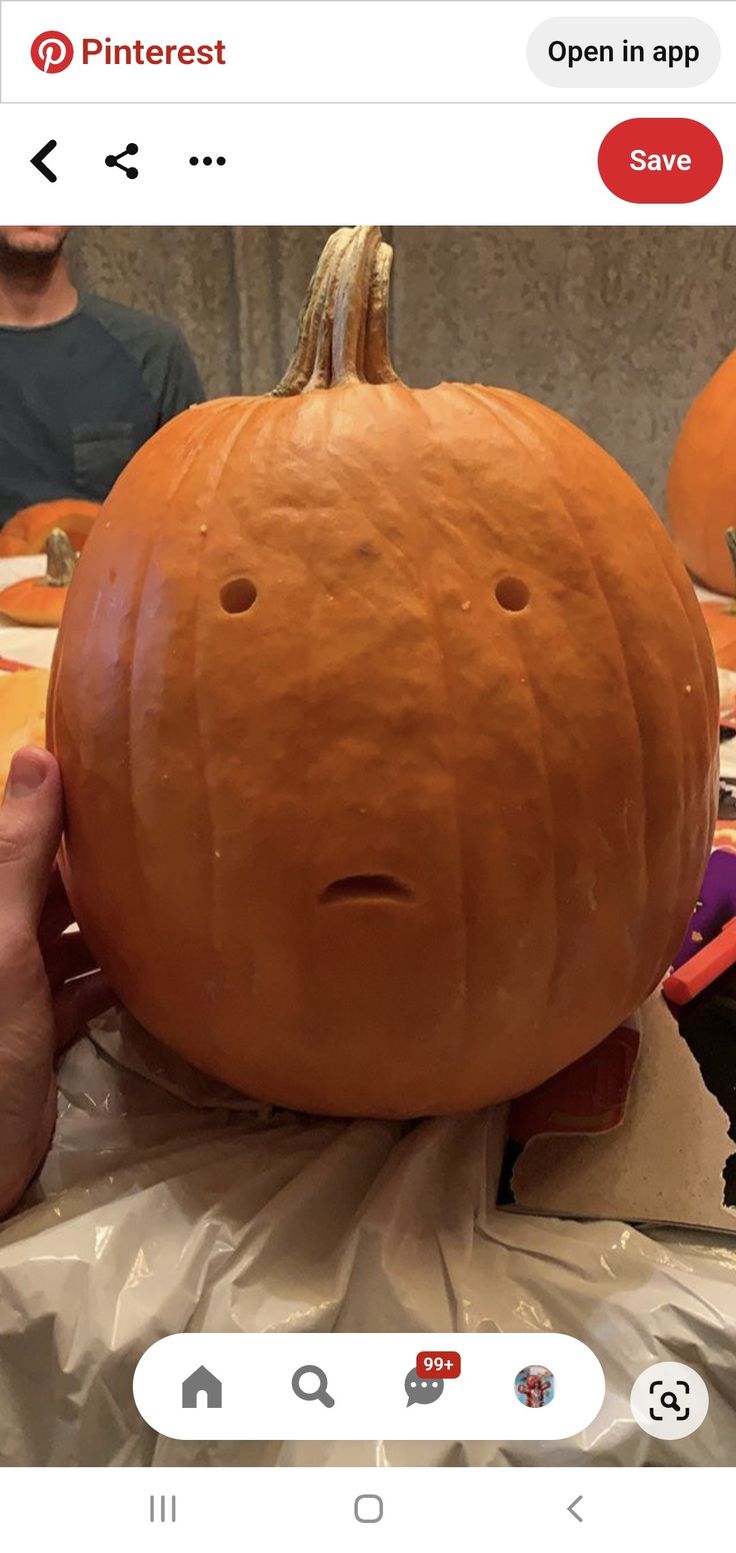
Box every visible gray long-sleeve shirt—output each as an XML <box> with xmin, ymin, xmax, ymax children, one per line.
<box><xmin>0</xmin><ymin>291</ymin><xmax>204</xmax><ymax>524</ymax></box>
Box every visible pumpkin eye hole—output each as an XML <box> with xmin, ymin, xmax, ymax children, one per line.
<box><xmin>494</xmin><ymin>576</ymin><xmax>530</xmax><ymax>613</ymax></box>
<box><xmin>220</xmin><ymin>577</ymin><xmax>258</xmax><ymax>614</ymax></box>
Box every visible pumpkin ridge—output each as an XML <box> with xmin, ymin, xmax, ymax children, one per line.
<box><xmin>505</xmin><ymin>617</ymin><xmax>561</xmax><ymax>1013</ymax></box>
<box><xmin>126</xmin><ymin>538</ymin><xmax>160</xmax><ymax>922</ymax></box>
<box><xmin>576</xmin><ymin>496</ymin><xmax>711</xmax><ymax>998</ymax></box>
<box><xmin>380</xmin><ymin>490</ymin><xmax>546</xmax><ymax>1054</ymax></box>
<box><xmin>193</xmin><ymin>514</ymin><xmax>220</xmax><ymax>962</ymax></box>
<box><xmin>169</xmin><ymin>407</ymin><xmax>250</xmax><ymax>951</ymax></box>
<box><xmin>126</xmin><ymin>423</ymin><xmax>217</xmax><ymax>928</ymax></box>
<box><xmin>480</xmin><ymin>389</ymin><xmax>653</xmax><ymax>972</ymax></box>
<box><xmin>196</xmin><ymin>393</ymin><xmax>316</xmax><ymax>1028</ymax></box>
<box><xmin>414</xmin><ymin>562</ymin><xmax>470</xmax><ymax>1051</ymax></box>
<box><xmin>494</xmin><ymin>464</ymin><xmax>629</xmax><ymax>1018</ymax></box>
<box><xmin>631</xmin><ymin>518</ymin><xmax>719</xmax><ymax>949</ymax></box>
<box><xmin>556</xmin><ymin>473</ymin><xmax>651</xmax><ymax>936</ymax></box>
<box><xmin>457</xmin><ymin>383</ymin><xmax>553</xmax><ymax>453</ymax></box>
<box><xmin>492</xmin><ymin>392</ymin><xmax>653</xmax><ymax>860</ymax></box>
<box><xmin>647</xmin><ymin>507</ymin><xmax>716</xmax><ymax>724</ymax></box>
<box><xmin>568</xmin><ymin>470</ymin><xmax>716</xmax><ymax>981</ymax></box>
<box><xmin>345</xmin><ymin>406</ymin><xmax>521</xmax><ymax>1056</ymax></box>
<box><xmin>46</xmin><ymin>607</ymin><xmax>63</xmax><ymax>762</ymax></box>
<box><xmin>569</xmin><ymin>498</ymin><xmax>650</xmax><ymax>929</ymax></box>
<box><xmin>215</xmin><ymin>397</ymin><xmax>280</xmax><ymax>504</ymax></box>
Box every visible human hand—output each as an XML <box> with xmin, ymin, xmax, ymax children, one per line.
<box><xmin>0</xmin><ymin>746</ymin><xmax>113</xmax><ymax>1218</ymax></box>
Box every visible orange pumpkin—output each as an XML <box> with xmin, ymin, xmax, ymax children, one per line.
<box><xmin>48</xmin><ymin>226</ymin><xmax>718</xmax><ymax>1118</ymax></box>
<box><xmin>0</xmin><ymin>529</ymin><xmax>76</xmax><ymax>627</ymax></box>
<box><xmin>0</xmin><ymin>667</ymin><xmax>50</xmax><ymax>793</ymax></box>
<box><xmin>698</xmin><ymin>527</ymin><xmax>736</xmax><ymax>671</ymax></box>
<box><xmin>0</xmin><ymin>498</ymin><xmax>99</xmax><ymax>558</ymax></box>
<box><xmin>668</xmin><ymin>351</ymin><xmax>736</xmax><ymax>595</ymax></box>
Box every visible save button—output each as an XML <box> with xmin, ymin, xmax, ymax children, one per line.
<box><xmin>598</xmin><ymin>118</ymin><xmax>722</xmax><ymax>203</ymax></box>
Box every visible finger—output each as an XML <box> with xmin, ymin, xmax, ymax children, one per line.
<box><xmin>53</xmin><ymin>971</ymin><xmax>116</xmax><ymax>1053</ymax></box>
<box><xmin>0</xmin><ymin>750</ymin><xmax>63</xmax><ymax>931</ymax></box>
<box><xmin>39</xmin><ymin>866</ymin><xmax>75</xmax><ymax>949</ymax></box>
<box><xmin>44</xmin><ymin>931</ymin><xmax>99</xmax><ymax>991</ymax></box>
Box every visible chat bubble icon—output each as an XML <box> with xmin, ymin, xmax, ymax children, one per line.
<box><xmin>405</xmin><ymin>1366</ymin><xmax>444</xmax><ymax>1407</ymax></box>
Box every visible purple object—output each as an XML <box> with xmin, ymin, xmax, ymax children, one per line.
<box><xmin>671</xmin><ymin>849</ymin><xmax>736</xmax><ymax>973</ymax></box>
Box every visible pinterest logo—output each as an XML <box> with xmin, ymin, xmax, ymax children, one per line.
<box><xmin>30</xmin><ymin>30</ymin><xmax>74</xmax><ymax>73</ymax></box>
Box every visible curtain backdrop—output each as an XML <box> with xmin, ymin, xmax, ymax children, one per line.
<box><xmin>68</xmin><ymin>226</ymin><xmax>736</xmax><ymax>516</ymax></box>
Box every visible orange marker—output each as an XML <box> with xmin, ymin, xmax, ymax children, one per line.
<box><xmin>663</xmin><ymin>916</ymin><xmax>736</xmax><ymax>1005</ymax></box>
<box><xmin>0</xmin><ymin>656</ymin><xmax>34</xmax><ymax>673</ymax></box>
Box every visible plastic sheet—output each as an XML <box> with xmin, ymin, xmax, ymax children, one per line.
<box><xmin>0</xmin><ymin>1006</ymin><xmax>734</xmax><ymax>1467</ymax></box>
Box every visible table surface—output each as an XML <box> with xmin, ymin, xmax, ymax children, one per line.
<box><xmin>0</xmin><ymin>555</ymin><xmax>59</xmax><ymax>670</ymax></box>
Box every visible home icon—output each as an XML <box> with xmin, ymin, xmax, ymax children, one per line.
<box><xmin>181</xmin><ymin>1365</ymin><xmax>223</xmax><ymax>1409</ymax></box>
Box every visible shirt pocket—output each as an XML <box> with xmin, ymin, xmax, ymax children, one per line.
<box><xmin>72</xmin><ymin>421</ymin><xmax>135</xmax><ymax>500</ymax></box>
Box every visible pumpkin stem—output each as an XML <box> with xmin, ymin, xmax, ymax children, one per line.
<box><xmin>724</xmin><ymin>528</ymin><xmax>736</xmax><ymax>611</ymax></box>
<box><xmin>43</xmin><ymin>528</ymin><xmax>76</xmax><ymax>588</ymax></box>
<box><xmin>272</xmin><ymin>225</ymin><xmax>401</xmax><ymax>397</ymax></box>
<box><xmin>725</xmin><ymin>527</ymin><xmax>736</xmax><ymax>576</ymax></box>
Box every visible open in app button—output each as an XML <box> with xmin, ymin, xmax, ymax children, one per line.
<box><xmin>598</xmin><ymin>118</ymin><xmax>722</xmax><ymax>203</ymax></box>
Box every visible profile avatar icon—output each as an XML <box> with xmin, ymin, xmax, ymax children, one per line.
<box><xmin>514</xmin><ymin>1365</ymin><xmax>555</xmax><ymax>1408</ymax></box>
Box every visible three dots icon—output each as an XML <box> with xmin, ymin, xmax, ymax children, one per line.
<box><xmin>190</xmin><ymin>155</ymin><xmax>227</xmax><ymax>167</ymax></box>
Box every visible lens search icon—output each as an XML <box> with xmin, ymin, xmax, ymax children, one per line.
<box><xmin>291</xmin><ymin>1364</ymin><xmax>335</xmax><ymax>1409</ymax></box>
<box><xmin>631</xmin><ymin>1362</ymin><xmax>709</xmax><ymax>1440</ymax></box>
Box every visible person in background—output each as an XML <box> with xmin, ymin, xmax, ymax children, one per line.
<box><xmin>0</xmin><ymin>226</ymin><xmax>204</xmax><ymax>525</ymax></box>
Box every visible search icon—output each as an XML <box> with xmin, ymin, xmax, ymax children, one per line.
<box><xmin>291</xmin><ymin>1364</ymin><xmax>335</xmax><ymax>1409</ymax></box>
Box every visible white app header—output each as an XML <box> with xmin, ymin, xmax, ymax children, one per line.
<box><xmin>1</xmin><ymin>1</ymin><xmax>734</xmax><ymax>105</ymax></box>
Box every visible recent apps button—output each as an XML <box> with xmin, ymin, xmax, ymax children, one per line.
<box><xmin>598</xmin><ymin>118</ymin><xmax>722</xmax><ymax>203</ymax></box>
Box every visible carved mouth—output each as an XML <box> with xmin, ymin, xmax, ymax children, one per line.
<box><xmin>319</xmin><ymin>874</ymin><xmax>414</xmax><ymax>906</ymax></box>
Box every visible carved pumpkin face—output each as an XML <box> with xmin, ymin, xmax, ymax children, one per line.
<box><xmin>48</xmin><ymin>228</ymin><xmax>718</xmax><ymax>1117</ymax></box>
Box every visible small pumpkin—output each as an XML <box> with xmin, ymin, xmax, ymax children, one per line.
<box><xmin>0</xmin><ymin>529</ymin><xmax>77</xmax><ymax>627</ymax></box>
<box><xmin>0</xmin><ymin>498</ymin><xmax>99</xmax><ymax>559</ymax></box>
<box><xmin>0</xmin><ymin>667</ymin><xmax>50</xmax><ymax>793</ymax></box>
<box><xmin>668</xmin><ymin>351</ymin><xmax>736</xmax><ymax>595</ymax></box>
<box><xmin>48</xmin><ymin>226</ymin><xmax>718</xmax><ymax>1118</ymax></box>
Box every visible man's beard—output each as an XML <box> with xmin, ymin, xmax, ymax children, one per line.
<box><xmin>0</xmin><ymin>233</ymin><xmax>66</xmax><ymax>281</ymax></box>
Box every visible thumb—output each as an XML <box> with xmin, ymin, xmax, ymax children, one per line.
<box><xmin>0</xmin><ymin>748</ymin><xmax>63</xmax><ymax>928</ymax></box>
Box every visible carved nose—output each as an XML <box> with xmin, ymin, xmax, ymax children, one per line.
<box><xmin>318</xmin><ymin>874</ymin><xmax>414</xmax><ymax>905</ymax></box>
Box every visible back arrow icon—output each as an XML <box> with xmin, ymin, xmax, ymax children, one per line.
<box><xmin>567</xmin><ymin>1495</ymin><xmax>583</xmax><ymax>1523</ymax></box>
<box><xmin>30</xmin><ymin>139</ymin><xmax>57</xmax><ymax>183</ymax></box>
